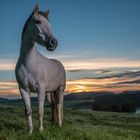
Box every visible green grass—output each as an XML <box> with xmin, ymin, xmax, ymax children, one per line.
<box><xmin>0</xmin><ymin>104</ymin><xmax>140</xmax><ymax>140</ymax></box>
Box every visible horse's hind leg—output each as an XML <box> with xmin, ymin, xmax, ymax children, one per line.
<box><xmin>51</xmin><ymin>92</ymin><xmax>58</xmax><ymax>124</ymax></box>
<box><xmin>20</xmin><ymin>88</ymin><xmax>33</xmax><ymax>134</ymax></box>
<box><xmin>57</xmin><ymin>89</ymin><xmax>64</xmax><ymax>127</ymax></box>
<box><xmin>52</xmin><ymin>87</ymin><xmax>64</xmax><ymax>127</ymax></box>
<box><xmin>38</xmin><ymin>88</ymin><xmax>45</xmax><ymax>133</ymax></box>
<box><xmin>61</xmin><ymin>96</ymin><xmax>64</xmax><ymax>121</ymax></box>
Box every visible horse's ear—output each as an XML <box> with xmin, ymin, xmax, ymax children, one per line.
<box><xmin>44</xmin><ymin>9</ymin><xmax>50</xmax><ymax>18</ymax></box>
<box><xmin>33</xmin><ymin>4</ymin><xmax>39</xmax><ymax>16</ymax></box>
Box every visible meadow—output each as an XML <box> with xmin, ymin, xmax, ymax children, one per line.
<box><xmin>0</xmin><ymin>104</ymin><xmax>140</xmax><ymax>140</ymax></box>
<box><xmin>0</xmin><ymin>103</ymin><xmax>140</xmax><ymax>140</ymax></box>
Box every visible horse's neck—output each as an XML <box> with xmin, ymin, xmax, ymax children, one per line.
<box><xmin>19</xmin><ymin>34</ymin><xmax>37</xmax><ymax>61</ymax></box>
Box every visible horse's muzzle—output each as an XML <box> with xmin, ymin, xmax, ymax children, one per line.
<box><xmin>46</xmin><ymin>38</ymin><xmax>58</xmax><ymax>51</ymax></box>
<box><xmin>50</xmin><ymin>38</ymin><xmax>58</xmax><ymax>48</ymax></box>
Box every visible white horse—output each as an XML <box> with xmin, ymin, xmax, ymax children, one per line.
<box><xmin>15</xmin><ymin>4</ymin><xmax>66</xmax><ymax>134</ymax></box>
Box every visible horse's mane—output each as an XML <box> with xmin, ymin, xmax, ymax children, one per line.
<box><xmin>21</xmin><ymin>11</ymin><xmax>47</xmax><ymax>40</ymax></box>
<box><xmin>21</xmin><ymin>12</ymin><xmax>33</xmax><ymax>40</ymax></box>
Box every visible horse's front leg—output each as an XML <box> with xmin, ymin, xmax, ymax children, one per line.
<box><xmin>38</xmin><ymin>88</ymin><xmax>45</xmax><ymax>133</ymax></box>
<box><xmin>20</xmin><ymin>88</ymin><xmax>33</xmax><ymax>135</ymax></box>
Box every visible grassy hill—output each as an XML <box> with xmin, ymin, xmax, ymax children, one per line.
<box><xmin>0</xmin><ymin>104</ymin><xmax>140</xmax><ymax>140</ymax></box>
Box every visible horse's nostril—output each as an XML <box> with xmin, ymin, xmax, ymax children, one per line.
<box><xmin>50</xmin><ymin>38</ymin><xmax>58</xmax><ymax>47</ymax></box>
<box><xmin>50</xmin><ymin>39</ymin><xmax>54</xmax><ymax>45</ymax></box>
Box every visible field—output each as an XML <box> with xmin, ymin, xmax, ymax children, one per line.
<box><xmin>0</xmin><ymin>104</ymin><xmax>140</xmax><ymax>140</ymax></box>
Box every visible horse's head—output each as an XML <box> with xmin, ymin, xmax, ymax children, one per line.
<box><xmin>26</xmin><ymin>4</ymin><xmax>58</xmax><ymax>51</ymax></box>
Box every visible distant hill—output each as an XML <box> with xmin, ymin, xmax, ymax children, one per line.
<box><xmin>0</xmin><ymin>91</ymin><xmax>140</xmax><ymax>112</ymax></box>
<box><xmin>64</xmin><ymin>91</ymin><xmax>140</xmax><ymax>111</ymax></box>
<box><xmin>64</xmin><ymin>91</ymin><xmax>113</xmax><ymax>101</ymax></box>
<box><xmin>94</xmin><ymin>90</ymin><xmax>140</xmax><ymax>107</ymax></box>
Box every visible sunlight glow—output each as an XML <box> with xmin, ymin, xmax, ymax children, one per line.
<box><xmin>66</xmin><ymin>77</ymin><xmax>140</xmax><ymax>93</ymax></box>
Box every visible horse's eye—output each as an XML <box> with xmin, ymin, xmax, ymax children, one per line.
<box><xmin>35</xmin><ymin>20</ymin><xmax>41</xmax><ymax>24</ymax></box>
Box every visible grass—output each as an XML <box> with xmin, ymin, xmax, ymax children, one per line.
<box><xmin>0</xmin><ymin>104</ymin><xmax>140</xmax><ymax>140</ymax></box>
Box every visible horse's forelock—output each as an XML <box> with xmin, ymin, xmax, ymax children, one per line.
<box><xmin>38</xmin><ymin>11</ymin><xmax>49</xmax><ymax>20</ymax></box>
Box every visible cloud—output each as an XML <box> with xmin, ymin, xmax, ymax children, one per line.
<box><xmin>0</xmin><ymin>59</ymin><xmax>16</xmax><ymax>70</ymax></box>
<box><xmin>0</xmin><ymin>74</ymin><xmax>140</xmax><ymax>98</ymax></box>
<box><xmin>61</xmin><ymin>58</ymin><xmax>140</xmax><ymax>71</ymax></box>
<box><xmin>0</xmin><ymin>81</ymin><xmax>19</xmax><ymax>98</ymax></box>
<box><xmin>116</xmin><ymin>79</ymin><xmax>140</xmax><ymax>85</ymax></box>
<box><xmin>67</xmin><ymin>69</ymin><xmax>114</xmax><ymax>74</ymax></box>
<box><xmin>94</xmin><ymin>69</ymin><xmax>112</xmax><ymax>74</ymax></box>
<box><xmin>67</xmin><ymin>69</ymin><xmax>84</xmax><ymax>72</ymax></box>
<box><xmin>66</xmin><ymin>77</ymin><xmax>140</xmax><ymax>93</ymax></box>
<box><xmin>66</xmin><ymin>70</ymin><xmax>140</xmax><ymax>93</ymax></box>
<box><xmin>95</xmin><ymin>70</ymin><xmax>140</xmax><ymax>79</ymax></box>
<box><xmin>0</xmin><ymin>57</ymin><xmax>140</xmax><ymax>71</ymax></box>
<box><xmin>0</xmin><ymin>57</ymin><xmax>140</xmax><ymax>96</ymax></box>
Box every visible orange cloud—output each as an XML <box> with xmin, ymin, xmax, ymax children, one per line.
<box><xmin>0</xmin><ymin>81</ymin><xmax>19</xmax><ymax>97</ymax></box>
<box><xmin>66</xmin><ymin>77</ymin><xmax>140</xmax><ymax>93</ymax></box>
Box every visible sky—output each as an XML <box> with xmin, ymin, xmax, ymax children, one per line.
<box><xmin>0</xmin><ymin>0</ymin><xmax>140</xmax><ymax>98</ymax></box>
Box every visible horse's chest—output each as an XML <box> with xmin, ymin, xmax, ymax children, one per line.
<box><xmin>16</xmin><ymin>64</ymin><xmax>40</xmax><ymax>91</ymax></box>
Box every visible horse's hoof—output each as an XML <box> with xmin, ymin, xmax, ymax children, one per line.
<box><xmin>39</xmin><ymin>128</ymin><xmax>44</xmax><ymax>133</ymax></box>
<box><xmin>28</xmin><ymin>130</ymin><xmax>33</xmax><ymax>136</ymax></box>
<box><xmin>58</xmin><ymin>123</ymin><xmax>62</xmax><ymax>127</ymax></box>
<box><xmin>53</xmin><ymin>121</ymin><xmax>62</xmax><ymax>127</ymax></box>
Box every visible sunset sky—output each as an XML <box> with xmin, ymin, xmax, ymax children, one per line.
<box><xmin>0</xmin><ymin>0</ymin><xmax>140</xmax><ymax>98</ymax></box>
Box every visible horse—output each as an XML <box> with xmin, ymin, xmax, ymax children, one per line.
<box><xmin>15</xmin><ymin>4</ymin><xmax>66</xmax><ymax>134</ymax></box>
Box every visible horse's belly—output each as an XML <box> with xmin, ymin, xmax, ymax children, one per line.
<box><xmin>44</xmin><ymin>73</ymin><xmax>65</xmax><ymax>92</ymax></box>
